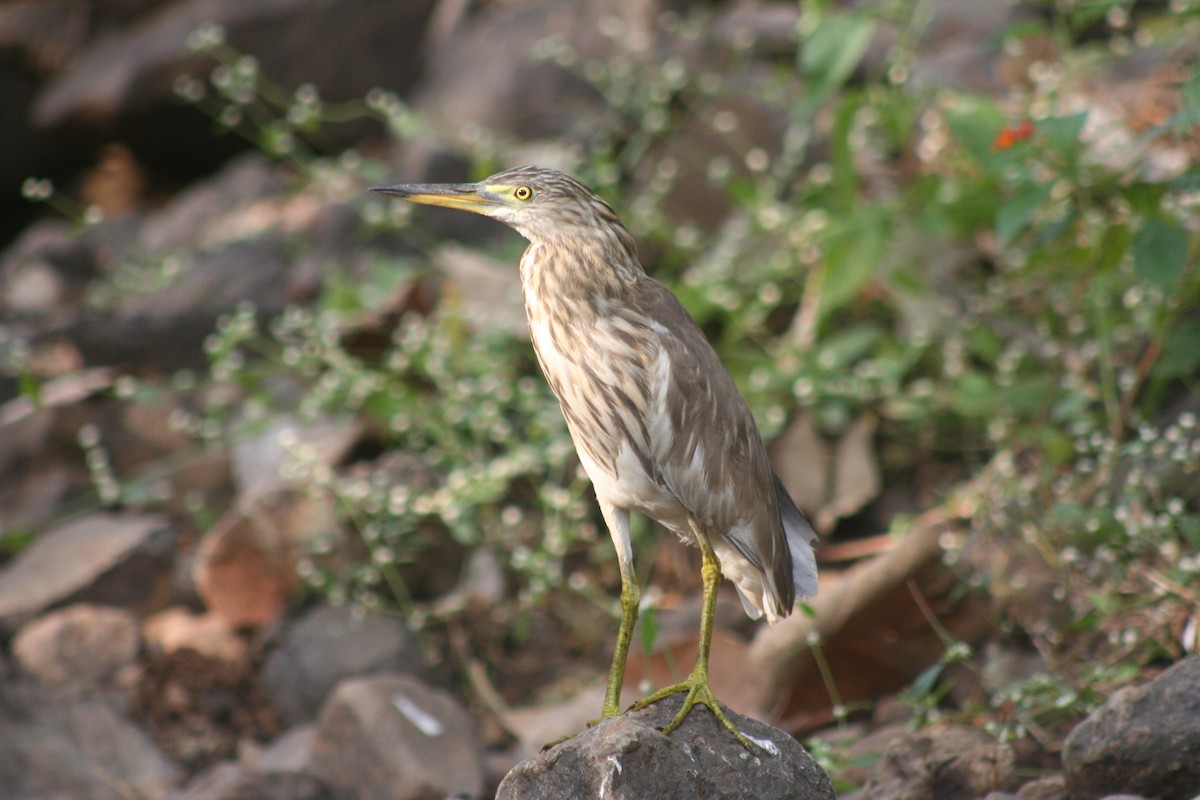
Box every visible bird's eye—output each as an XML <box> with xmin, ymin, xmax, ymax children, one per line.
<box><xmin>514</xmin><ymin>186</ymin><xmax>533</xmax><ymax>201</ymax></box>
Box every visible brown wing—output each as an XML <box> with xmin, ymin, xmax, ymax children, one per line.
<box><xmin>625</xmin><ymin>276</ymin><xmax>799</xmax><ymax>609</ymax></box>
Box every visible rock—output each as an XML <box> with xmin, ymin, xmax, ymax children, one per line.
<box><xmin>172</xmin><ymin>760</ymin><xmax>332</xmax><ymax>800</ymax></box>
<box><xmin>855</xmin><ymin>725</ymin><xmax>1017</xmax><ymax>800</ymax></box>
<box><xmin>11</xmin><ymin>603</ymin><xmax>140</xmax><ymax>692</ymax></box>
<box><xmin>65</xmin><ymin>239</ymin><xmax>292</xmax><ymax>372</ymax></box>
<box><xmin>1017</xmin><ymin>774</ymin><xmax>1068</xmax><ymax>800</ymax></box>
<box><xmin>143</xmin><ymin>607</ymin><xmax>247</xmax><ymax>662</ymax></box>
<box><xmin>231</xmin><ymin>416</ymin><xmax>362</xmax><ymax>498</ymax></box>
<box><xmin>31</xmin><ymin>0</ymin><xmax>439</xmax><ymax>181</ymax></box>
<box><xmin>0</xmin><ymin>685</ymin><xmax>182</xmax><ymax>800</ymax></box>
<box><xmin>434</xmin><ymin>244</ymin><xmax>528</xmax><ymax>338</ymax></box>
<box><xmin>1063</xmin><ymin>656</ymin><xmax>1200</xmax><ymax>800</ymax></box>
<box><xmin>262</xmin><ymin>604</ymin><xmax>424</xmax><ymax>725</ymax></box>
<box><xmin>192</xmin><ymin>489</ymin><xmax>330</xmax><ymax>629</ymax></box>
<box><xmin>309</xmin><ymin>673</ymin><xmax>483</xmax><ymax>800</ymax></box>
<box><xmin>0</xmin><ymin>218</ymin><xmax>99</xmax><ymax>320</ymax></box>
<box><xmin>496</xmin><ymin>693</ymin><xmax>835</xmax><ymax>800</ymax></box>
<box><xmin>257</xmin><ymin>724</ymin><xmax>318</xmax><ymax>773</ymax></box>
<box><xmin>0</xmin><ymin>511</ymin><xmax>173</xmax><ymax>632</ymax></box>
<box><xmin>414</xmin><ymin>0</ymin><xmax>624</xmax><ymax>147</ymax></box>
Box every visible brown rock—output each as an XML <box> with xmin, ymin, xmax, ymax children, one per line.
<box><xmin>856</xmin><ymin>725</ymin><xmax>1018</xmax><ymax>800</ymax></box>
<box><xmin>1017</xmin><ymin>774</ymin><xmax>1068</xmax><ymax>800</ymax></box>
<box><xmin>0</xmin><ymin>511</ymin><xmax>173</xmax><ymax>632</ymax></box>
<box><xmin>11</xmin><ymin>603</ymin><xmax>140</xmax><ymax>691</ymax></box>
<box><xmin>142</xmin><ymin>606</ymin><xmax>247</xmax><ymax>662</ymax></box>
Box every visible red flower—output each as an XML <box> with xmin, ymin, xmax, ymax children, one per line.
<box><xmin>992</xmin><ymin>120</ymin><xmax>1035</xmax><ymax>151</ymax></box>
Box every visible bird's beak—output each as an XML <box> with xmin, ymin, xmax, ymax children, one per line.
<box><xmin>368</xmin><ymin>182</ymin><xmax>501</xmax><ymax>215</ymax></box>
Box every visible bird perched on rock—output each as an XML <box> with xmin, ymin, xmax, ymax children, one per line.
<box><xmin>370</xmin><ymin>166</ymin><xmax>818</xmax><ymax>749</ymax></box>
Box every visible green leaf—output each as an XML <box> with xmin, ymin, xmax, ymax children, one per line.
<box><xmin>802</xmin><ymin>13</ymin><xmax>876</xmax><ymax>97</ymax></box>
<box><xmin>1132</xmin><ymin>218</ymin><xmax>1190</xmax><ymax>291</ymax></box>
<box><xmin>944</xmin><ymin>95</ymin><xmax>1007</xmax><ymax>168</ymax></box>
<box><xmin>996</xmin><ymin>182</ymin><xmax>1051</xmax><ymax>246</ymax></box>
<box><xmin>1178</xmin><ymin>69</ymin><xmax>1200</xmax><ymax>132</ymax></box>
<box><xmin>950</xmin><ymin>371</ymin><xmax>998</xmax><ymax>417</ymax></box>
<box><xmin>639</xmin><ymin>605</ymin><xmax>660</xmax><ymax>654</ymax></box>
<box><xmin>820</xmin><ymin>208</ymin><xmax>888</xmax><ymax>318</ymax></box>
<box><xmin>1095</xmin><ymin>223</ymin><xmax>1131</xmax><ymax>273</ymax></box>
<box><xmin>1038</xmin><ymin>112</ymin><xmax>1088</xmax><ymax>155</ymax></box>
<box><xmin>1153</xmin><ymin>318</ymin><xmax>1200</xmax><ymax>379</ymax></box>
<box><xmin>820</xmin><ymin>323</ymin><xmax>884</xmax><ymax>367</ymax></box>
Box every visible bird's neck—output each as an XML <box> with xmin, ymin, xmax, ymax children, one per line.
<box><xmin>519</xmin><ymin>233</ymin><xmax>644</xmax><ymax>313</ymax></box>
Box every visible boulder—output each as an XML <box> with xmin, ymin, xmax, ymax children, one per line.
<box><xmin>496</xmin><ymin>693</ymin><xmax>835</xmax><ymax>800</ymax></box>
<box><xmin>262</xmin><ymin>604</ymin><xmax>424</xmax><ymax>725</ymax></box>
<box><xmin>1063</xmin><ymin>656</ymin><xmax>1200</xmax><ymax>800</ymax></box>
<box><xmin>309</xmin><ymin>673</ymin><xmax>483</xmax><ymax>800</ymax></box>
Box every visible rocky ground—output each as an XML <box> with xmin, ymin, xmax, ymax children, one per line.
<box><xmin>2</xmin><ymin>1</ymin><xmax>1199</xmax><ymax>799</ymax></box>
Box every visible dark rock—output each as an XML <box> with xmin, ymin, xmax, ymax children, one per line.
<box><xmin>1063</xmin><ymin>656</ymin><xmax>1200</xmax><ymax>800</ymax></box>
<box><xmin>414</xmin><ymin>0</ymin><xmax>617</xmax><ymax>146</ymax></box>
<box><xmin>31</xmin><ymin>0</ymin><xmax>439</xmax><ymax>182</ymax></box>
<box><xmin>262</xmin><ymin>604</ymin><xmax>425</xmax><ymax>725</ymax></box>
<box><xmin>64</xmin><ymin>238</ymin><xmax>292</xmax><ymax>371</ymax></box>
<box><xmin>496</xmin><ymin>693</ymin><xmax>834</xmax><ymax>800</ymax></box>
<box><xmin>11</xmin><ymin>603</ymin><xmax>140</xmax><ymax>692</ymax></box>
<box><xmin>0</xmin><ymin>218</ymin><xmax>99</xmax><ymax>321</ymax></box>
<box><xmin>0</xmin><ymin>684</ymin><xmax>182</xmax><ymax>800</ymax></box>
<box><xmin>0</xmin><ymin>511</ymin><xmax>173</xmax><ymax>632</ymax></box>
<box><xmin>855</xmin><ymin>725</ymin><xmax>1017</xmax><ymax>800</ymax></box>
<box><xmin>309</xmin><ymin>673</ymin><xmax>483</xmax><ymax>800</ymax></box>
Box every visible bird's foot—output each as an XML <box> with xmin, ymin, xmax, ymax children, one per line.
<box><xmin>632</xmin><ymin>677</ymin><xmax>759</xmax><ymax>752</ymax></box>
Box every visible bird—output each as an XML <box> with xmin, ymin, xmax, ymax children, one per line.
<box><xmin>369</xmin><ymin>166</ymin><xmax>818</xmax><ymax>749</ymax></box>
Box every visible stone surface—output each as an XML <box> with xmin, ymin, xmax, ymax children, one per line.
<box><xmin>11</xmin><ymin>603</ymin><xmax>140</xmax><ymax>691</ymax></box>
<box><xmin>0</xmin><ymin>685</ymin><xmax>182</xmax><ymax>800</ymax></box>
<box><xmin>142</xmin><ymin>607</ymin><xmax>247</xmax><ymax>662</ymax></box>
<box><xmin>308</xmin><ymin>673</ymin><xmax>483</xmax><ymax>800</ymax></box>
<box><xmin>0</xmin><ymin>511</ymin><xmax>173</xmax><ymax>632</ymax></box>
<box><xmin>1063</xmin><ymin>656</ymin><xmax>1200</xmax><ymax>800</ymax></box>
<box><xmin>173</xmin><ymin>760</ymin><xmax>332</xmax><ymax>800</ymax></box>
<box><xmin>256</xmin><ymin>724</ymin><xmax>318</xmax><ymax>773</ymax></box>
<box><xmin>262</xmin><ymin>604</ymin><xmax>424</xmax><ymax>725</ymax></box>
<box><xmin>30</xmin><ymin>0</ymin><xmax>438</xmax><ymax>184</ymax></box>
<box><xmin>496</xmin><ymin>693</ymin><xmax>835</xmax><ymax>800</ymax></box>
<box><xmin>855</xmin><ymin>725</ymin><xmax>1017</xmax><ymax>800</ymax></box>
<box><xmin>1017</xmin><ymin>774</ymin><xmax>1068</xmax><ymax>800</ymax></box>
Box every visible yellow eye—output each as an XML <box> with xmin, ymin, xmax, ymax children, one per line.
<box><xmin>514</xmin><ymin>186</ymin><xmax>533</xmax><ymax>201</ymax></box>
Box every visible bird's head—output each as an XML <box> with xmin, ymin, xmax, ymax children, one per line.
<box><xmin>370</xmin><ymin>166</ymin><xmax>633</xmax><ymax>252</ymax></box>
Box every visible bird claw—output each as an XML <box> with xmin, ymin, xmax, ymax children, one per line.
<box><xmin>632</xmin><ymin>679</ymin><xmax>761</xmax><ymax>753</ymax></box>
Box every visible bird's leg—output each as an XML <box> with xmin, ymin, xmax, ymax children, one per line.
<box><xmin>603</xmin><ymin>542</ymin><xmax>640</xmax><ymax>719</ymax></box>
<box><xmin>598</xmin><ymin>504</ymin><xmax>638</xmax><ymax>719</ymax></box>
<box><xmin>542</xmin><ymin>505</ymin><xmax>637</xmax><ymax>751</ymax></box>
<box><xmin>631</xmin><ymin>536</ymin><xmax>758</xmax><ymax>751</ymax></box>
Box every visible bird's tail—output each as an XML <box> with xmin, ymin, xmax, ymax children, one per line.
<box><xmin>774</xmin><ymin>473</ymin><xmax>819</xmax><ymax>601</ymax></box>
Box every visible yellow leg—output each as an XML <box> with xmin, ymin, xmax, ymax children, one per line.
<box><xmin>631</xmin><ymin>540</ymin><xmax>757</xmax><ymax>750</ymax></box>
<box><xmin>601</xmin><ymin>554</ymin><xmax>640</xmax><ymax>719</ymax></box>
